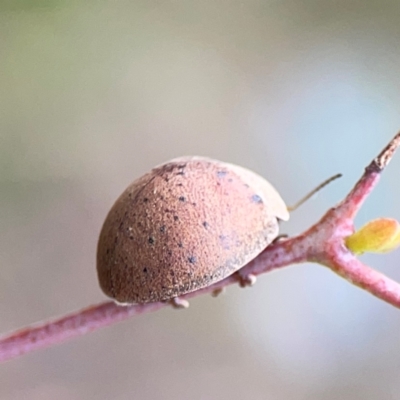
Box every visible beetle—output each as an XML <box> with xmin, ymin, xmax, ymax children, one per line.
<box><xmin>96</xmin><ymin>156</ymin><xmax>289</xmax><ymax>305</ymax></box>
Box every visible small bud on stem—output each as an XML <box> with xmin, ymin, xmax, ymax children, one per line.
<box><xmin>346</xmin><ymin>218</ymin><xmax>400</xmax><ymax>255</ymax></box>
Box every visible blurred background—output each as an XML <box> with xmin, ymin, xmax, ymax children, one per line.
<box><xmin>1</xmin><ymin>1</ymin><xmax>400</xmax><ymax>399</ymax></box>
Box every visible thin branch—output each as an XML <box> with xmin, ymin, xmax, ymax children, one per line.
<box><xmin>0</xmin><ymin>236</ymin><xmax>306</xmax><ymax>363</ymax></box>
<box><xmin>327</xmin><ymin>244</ymin><xmax>400</xmax><ymax>306</ymax></box>
<box><xmin>338</xmin><ymin>131</ymin><xmax>400</xmax><ymax>220</ymax></box>
<box><xmin>1</xmin><ymin>132</ymin><xmax>400</xmax><ymax>364</ymax></box>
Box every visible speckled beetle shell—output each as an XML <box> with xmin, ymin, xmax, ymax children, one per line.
<box><xmin>96</xmin><ymin>157</ymin><xmax>289</xmax><ymax>304</ymax></box>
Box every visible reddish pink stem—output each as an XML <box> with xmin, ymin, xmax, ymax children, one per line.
<box><xmin>0</xmin><ymin>237</ymin><xmax>304</xmax><ymax>363</ymax></box>
<box><xmin>0</xmin><ymin>301</ymin><xmax>164</xmax><ymax>363</ymax></box>
<box><xmin>1</xmin><ymin>132</ymin><xmax>400</xmax><ymax>363</ymax></box>
<box><xmin>327</xmin><ymin>243</ymin><xmax>400</xmax><ymax>306</ymax></box>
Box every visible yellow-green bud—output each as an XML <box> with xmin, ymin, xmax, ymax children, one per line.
<box><xmin>345</xmin><ymin>218</ymin><xmax>400</xmax><ymax>255</ymax></box>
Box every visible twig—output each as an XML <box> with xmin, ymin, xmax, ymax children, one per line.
<box><xmin>1</xmin><ymin>132</ymin><xmax>400</xmax><ymax>363</ymax></box>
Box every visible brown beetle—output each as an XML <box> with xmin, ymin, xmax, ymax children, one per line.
<box><xmin>96</xmin><ymin>157</ymin><xmax>289</xmax><ymax>304</ymax></box>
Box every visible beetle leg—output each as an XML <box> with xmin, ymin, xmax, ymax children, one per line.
<box><xmin>169</xmin><ymin>297</ymin><xmax>190</xmax><ymax>309</ymax></box>
<box><xmin>238</xmin><ymin>273</ymin><xmax>257</xmax><ymax>288</ymax></box>
<box><xmin>272</xmin><ymin>234</ymin><xmax>289</xmax><ymax>243</ymax></box>
<box><xmin>211</xmin><ymin>287</ymin><xmax>226</xmax><ymax>297</ymax></box>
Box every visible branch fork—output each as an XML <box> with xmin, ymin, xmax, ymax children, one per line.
<box><xmin>1</xmin><ymin>133</ymin><xmax>400</xmax><ymax>363</ymax></box>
